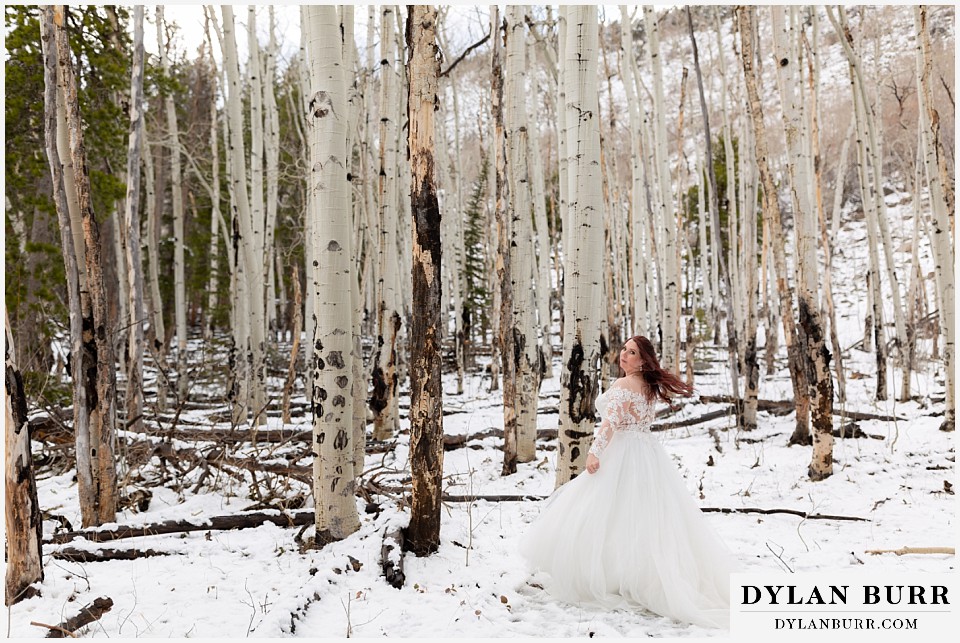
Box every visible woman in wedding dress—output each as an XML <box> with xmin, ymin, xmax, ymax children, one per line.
<box><xmin>520</xmin><ymin>335</ymin><xmax>738</xmax><ymax>629</ymax></box>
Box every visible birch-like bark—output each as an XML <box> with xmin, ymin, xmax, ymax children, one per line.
<box><xmin>305</xmin><ymin>5</ymin><xmax>359</xmax><ymax>543</ymax></box>
<box><xmin>438</xmin><ymin>15</ymin><xmax>469</xmax><ymax>393</ymax></box>
<box><xmin>738</xmin><ymin>6</ymin><xmax>809</xmax><ymax>444</ymax></box>
<box><xmin>772</xmin><ymin>6</ymin><xmax>833</xmax><ymax>479</ymax></box>
<box><xmin>156</xmin><ymin>7</ymin><xmax>188</xmax><ymax>400</ymax></box>
<box><xmin>527</xmin><ymin>32</ymin><xmax>553</xmax><ymax>380</ymax></box>
<box><xmin>915</xmin><ymin>6</ymin><xmax>955</xmax><ymax>431</ymax></box>
<box><xmin>739</xmin><ymin>115</ymin><xmax>761</xmax><ymax>430</ymax></box>
<box><xmin>49</xmin><ymin>6</ymin><xmax>118</xmax><ymax>526</ymax></box>
<box><xmin>264</xmin><ymin>6</ymin><xmax>281</xmax><ymax>337</ymax></box>
<box><xmin>5</xmin><ymin>315</ymin><xmax>44</xmax><ymax>605</ymax></box>
<box><xmin>555</xmin><ymin>6</ymin><xmax>569</xmax><ymax>340</ymax></box>
<box><xmin>221</xmin><ymin>6</ymin><xmax>267</xmax><ymax>425</ymax></box>
<box><xmin>505</xmin><ymin>6</ymin><xmax>538</xmax><ymax>465</ymax></box>
<box><xmin>123</xmin><ymin>6</ymin><xmax>146</xmax><ymax>435</ymax></box>
<box><xmin>644</xmin><ymin>6</ymin><xmax>679</xmax><ymax>371</ymax></box>
<box><xmin>805</xmin><ymin>11</ymin><xmax>846</xmax><ymax>405</ymax></box>
<box><xmin>687</xmin><ymin>7</ymin><xmax>742</xmax><ymax>426</ymax></box>
<box><xmin>828</xmin><ymin>7</ymin><xmax>908</xmax><ymax>365</ymax></box>
<box><xmin>556</xmin><ymin>6</ymin><xmax>603</xmax><ymax>486</ymax></box>
<box><xmin>490</xmin><ymin>6</ymin><xmax>519</xmax><ymax>474</ymax></box>
<box><xmin>831</xmin><ymin>9</ymin><xmax>888</xmax><ymax>400</ymax></box>
<box><xmin>619</xmin><ymin>7</ymin><xmax>651</xmax><ymax>339</ymax></box>
<box><xmin>340</xmin><ymin>4</ymin><xmax>367</xmax><ymax>485</ymax></box>
<box><xmin>406</xmin><ymin>5</ymin><xmax>444</xmax><ymax>556</ymax></box>
<box><xmin>281</xmin><ymin>265</ymin><xmax>301</xmax><ymax>425</ymax></box>
<box><xmin>371</xmin><ymin>6</ymin><xmax>402</xmax><ymax>440</ymax></box>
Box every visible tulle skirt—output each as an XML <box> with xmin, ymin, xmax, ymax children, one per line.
<box><xmin>520</xmin><ymin>431</ymin><xmax>737</xmax><ymax>629</ymax></box>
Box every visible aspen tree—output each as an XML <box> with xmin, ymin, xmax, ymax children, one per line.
<box><xmin>619</xmin><ymin>6</ymin><xmax>651</xmax><ymax>339</ymax></box>
<box><xmin>505</xmin><ymin>6</ymin><xmax>538</xmax><ymax>465</ymax></box>
<box><xmin>491</xmin><ymin>5</ymin><xmax>519</xmax><ymax>474</ymax></box>
<box><xmin>221</xmin><ymin>6</ymin><xmax>267</xmax><ymax>425</ymax></box>
<box><xmin>809</xmin><ymin>13</ymin><xmax>848</xmax><ymax>404</ymax></box>
<box><xmin>915</xmin><ymin>6</ymin><xmax>955</xmax><ymax>432</ymax></box>
<box><xmin>556</xmin><ymin>6</ymin><xmax>603</xmax><ymax>486</ymax></box>
<box><xmin>527</xmin><ymin>33</ymin><xmax>553</xmax><ymax>380</ymax></box>
<box><xmin>406</xmin><ymin>4</ymin><xmax>444</xmax><ymax>556</ymax></box>
<box><xmin>739</xmin><ymin>119</ymin><xmax>762</xmax><ymax>431</ymax></box>
<box><xmin>5</xmin><ymin>316</ymin><xmax>43</xmax><ymax>605</ymax></box>
<box><xmin>687</xmin><ymin>6</ymin><xmax>743</xmax><ymax>427</ymax></box>
<box><xmin>437</xmin><ymin>14</ymin><xmax>468</xmax><ymax>394</ymax></box>
<box><xmin>643</xmin><ymin>6</ymin><xmax>679</xmax><ymax>371</ymax></box>
<box><xmin>738</xmin><ymin>5</ymin><xmax>809</xmax><ymax>443</ymax></box>
<box><xmin>48</xmin><ymin>6</ymin><xmax>118</xmax><ymax>526</ymax></box>
<box><xmin>371</xmin><ymin>6</ymin><xmax>402</xmax><ymax>440</ymax></box>
<box><xmin>123</xmin><ymin>5</ymin><xmax>146</xmax><ymax>434</ymax></box>
<box><xmin>828</xmin><ymin>7</ymin><xmax>909</xmax><ymax>371</ymax></box>
<box><xmin>264</xmin><ymin>7</ymin><xmax>281</xmax><ymax>337</ymax></box>
<box><xmin>156</xmin><ymin>7</ymin><xmax>189</xmax><ymax>400</ymax></box>
<box><xmin>772</xmin><ymin>6</ymin><xmax>833</xmax><ymax>479</ymax></box>
<box><xmin>339</xmin><ymin>4</ymin><xmax>367</xmax><ymax>483</ymax></box>
<box><xmin>305</xmin><ymin>5</ymin><xmax>359</xmax><ymax>543</ymax></box>
<box><xmin>204</xmin><ymin>15</ymin><xmax>221</xmax><ymax>340</ymax></box>
<box><xmin>831</xmin><ymin>9</ymin><xmax>888</xmax><ymax>400</ymax></box>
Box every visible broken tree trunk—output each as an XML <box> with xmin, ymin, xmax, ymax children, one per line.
<box><xmin>39</xmin><ymin>597</ymin><xmax>114</xmax><ymax>638</ymax></box>
<box><xmin>381</xmin><ymin>526</ymin><xmax>406</xmax><ymax>589</ymax></box>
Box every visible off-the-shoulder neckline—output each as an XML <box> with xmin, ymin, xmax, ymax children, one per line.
<box><xmin>603</xmin><ymin>384</ymin><xmax>650</xmax><ymax>399</ymax></box>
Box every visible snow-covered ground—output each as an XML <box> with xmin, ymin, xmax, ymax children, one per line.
<box><xmin>7</xmin><ymin>183</ymin><xmax>954</xmax><ymax>639</ymax></box>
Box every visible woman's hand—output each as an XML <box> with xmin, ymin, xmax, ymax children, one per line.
<box><xmin>586</xmin><ymin>453</ymin><xmax>600</xmax><ymax>474</ymax></box>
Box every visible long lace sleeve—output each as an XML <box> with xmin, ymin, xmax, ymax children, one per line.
<box><xmin>588</xmin><ymin>416</ymin><xmax>614</xmax><ymax>458</ymax></box>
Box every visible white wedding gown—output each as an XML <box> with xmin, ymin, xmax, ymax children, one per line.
<box><xmin>520</xmin><ymin>385</ymin><xmax>738</xmax><ymax>629</ymax></box>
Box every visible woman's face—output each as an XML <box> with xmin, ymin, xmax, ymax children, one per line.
<box><xmin>619</xmin><ymin>340</ymin><xmax>645</xmax><ymax>375</ymax></box>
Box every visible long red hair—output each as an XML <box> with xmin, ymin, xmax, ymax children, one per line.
<box><xmin>624</xmin><ymin>335</ymin><xmax>693</xmax><ymax>405</ymax></box>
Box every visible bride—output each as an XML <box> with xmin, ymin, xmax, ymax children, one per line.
<box><xmin>520</xmin><ymin>335</ymin><xmax>738</xmax><ymax>629</ymax></box>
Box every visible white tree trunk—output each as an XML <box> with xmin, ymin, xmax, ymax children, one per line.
<box><xmin>371</xmin><ymin>6</ymin><xmax>402</xmax><ymax>441</ymax></box>
<box><xmin>264</xmin><ymin>7</ymin><xmax>281</xmax><ymax>337</ymax></box>
<box><xmin>305</xmin><ymin>5</ymin><xmax>359</xmax><ymax>543</ymax></box>
<box><xmin>528</xmin><ymin>33</ymin><xmax>553</xmax><ymax>381</ymax></box>
<box><xmin>772</xmin><ymin>6</ymin><xmax>833</xmax><ymax>479</ymax></box>
<box><xmin>505</xmin><ymin>6</ymin><xmax>538</xmax><ymax>465</ymax></box>
<box><xmin>157</xmin><ymin>7</ymin><xmax>189</xmax><ymax>400</ymax></box>
<box><xmin>643</xmin><ymin>6</ymin><xmax>679</xmax><ymax>371</ymax></box>
<box><xmin>915</xmin><ymin>6</ymin><xmax>955</xmax><ymax>431</ymax></box>
<box><xmin>221</xmin><ymin>6</ymin><xmax>267</xmax><ymax>425</ymax></box>
<box><xmin>123</xmin><ymin>5</ymin><xmax>146</xmax><ymax>435</ymax></box>
<box><xmin>556</xmin><ymin>6</ymin><xmax>603</xmax><ymax>486</ymax></box>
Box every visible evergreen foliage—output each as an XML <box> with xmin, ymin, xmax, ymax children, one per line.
<box><xmin>461</xmin><ymin>159</ymin><xmax>490</xmax><ymax>343</ymax></box>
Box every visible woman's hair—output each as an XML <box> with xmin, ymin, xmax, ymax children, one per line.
<box><xmin>625</xmin><ymin>335</ymin><xmax>694</xmax><ymax>405</ymax></box>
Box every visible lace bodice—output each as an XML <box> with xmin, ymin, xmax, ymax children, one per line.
<box><xmin>588</xmin><ymin>386</ymin><xmax>656</xmax><ymax>457</ymax></box>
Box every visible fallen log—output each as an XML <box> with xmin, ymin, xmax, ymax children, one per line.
<box><xmin>865</xmin><ymin>546</ymin><xmax>954</xmax><ymax>556</ymax></box>
<box><xmin>697</xmin><ymin>396</ymin><xmax>906</xmax><ymax>422</ymax></box>
<box><xmin>443</xmin><ymin>494</ymin><xmax>546</xmax><ymax>502</ymax></box>
<box><xmin>381</xmin><ymin>527</ymin><xmax>406</xmax><ymax>589</ymax></box>
<box><xmin>49</xmin><ymin>547</ymin><xmax>174</xmax><ymax>563</ymax></box>
<box><xmin>34</xmin><ymin>596</ymin><xmax>114</xmax><ymax>638</ymax></box>
<box><xmin>44</xmin><ymin>510</ymin><xmax>314</xmax><ymax>545</ymax></box>
<box><xmin>700</xmin><ymin>507</ymin><xmax>869</xmax><ymax>521</ymax></box>
<box><xmin>437</xmin><ymin>495</ymin><xmax>869</xmax><ymax>522</ymax></box>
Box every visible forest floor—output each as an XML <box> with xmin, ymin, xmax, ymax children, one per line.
<box><xmin>6</xmin><ymin>190</ymin><xmax>956</xmax><ymax>638</ymax></box>
<box><xmin>6</xmin><ymin>334</ymin><xmax>954</xmax><ymax>639</ymax></box>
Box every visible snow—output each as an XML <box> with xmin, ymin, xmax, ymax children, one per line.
<box><xmin>8</xmin><ymin>262</ymin><xmax>954</xmax><ymax>638</ymax></box>
<box><xmin>5</xmin><ymin>5</ymin><xmax>955</xmax><ymax>640</ymax></box>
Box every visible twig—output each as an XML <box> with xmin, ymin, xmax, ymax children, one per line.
<box><xmin>866</xmin><ymin>546</ymin><xmax>955</xmax><ymax>556</ymax></box>
<box><xmin>40</xmin><ymin>596</ymin><xmax>113</xmax><ymax>638</ymax></box>
<box><xmin>30</xmin><ymin>623</ymin><xmax>76</xmax><ymax>638</ymax></box>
